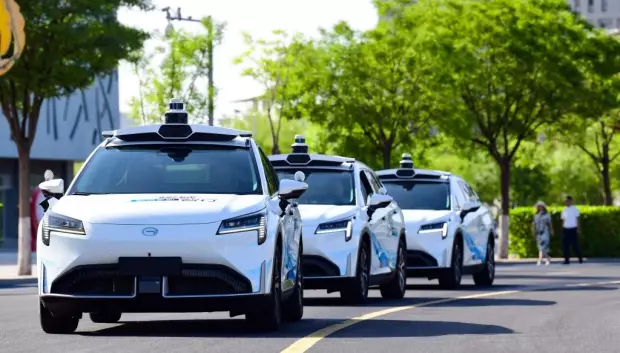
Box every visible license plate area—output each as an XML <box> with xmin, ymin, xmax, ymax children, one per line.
<box><xmin>118</xmin><ymin>257</ymin><xmax>182</xmax><ymax>276</ymax></box>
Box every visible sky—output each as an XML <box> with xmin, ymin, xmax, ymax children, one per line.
<box><xmin>117</xmin><ymin>0</ymin><xmax>379</xmax><ymax>122</ymax></box>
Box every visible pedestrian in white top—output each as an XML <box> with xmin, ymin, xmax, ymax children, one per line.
<box><xmin>561</xmin><ymin>195</ymin><xmax>582</xmax><ymax>264</ymax></box>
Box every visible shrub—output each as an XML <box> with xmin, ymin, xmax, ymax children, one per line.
<box><xmin>509</xmin><ymin>205</ymin><xmax>620</xmax><ymax>258</ymax></box>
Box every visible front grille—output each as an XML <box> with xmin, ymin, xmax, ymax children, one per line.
<box><xmin>51</xmin><ymin>264</ymin><xmax>253</xmax><ymax>297</ymax></box>
<box><xmin>51</xmin><ymin>265</ymin><xmax>135</xmax><ymax>296</ymax></box>
<box><xmin>303</xmin><ymin>255</ymin><xmax>340</xmax><ymax>277</ymax></box>
<box><xmin>406</xmin><ymin>250</ymin><xmax>438</xmax><ymax>267</ymax></box>
<box><xmin>166</xmin><ymin>266</ymin><xmax>252</xmax><ymax>296</ymax></box>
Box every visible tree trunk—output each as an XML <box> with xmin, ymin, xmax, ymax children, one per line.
<box><xmin>497</xmin><ymin>157</ymin><xmax>511</xmax><ymax>259</ymax></box>
<box><xmin>271</xmin><ymin>143</ymin><xmax>280</xmax><ymax>155</ymax></box>
<box><xmin>16</xmin><ymin>146</ymin><xmax>32</xmax><ymax>276</ymax></box>
<box><xmin>382</xmin><ymin>142</ymin><xmax>392</xmax><ymax>169</ymax></box>
<box><xmin>601</xmin><ymin>145</ymin><xmax>613</xmax><ymax>206</ymax></box>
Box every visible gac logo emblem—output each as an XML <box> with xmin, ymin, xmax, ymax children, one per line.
<box><xmin>142</xmin><ymin>227</ymin><xmax>158</xmax><ymax>236</ymax></box>
<box><xmin>0</xmin><ymin>0</ymin><xmax>26</xmax><ymax>76</ymax></box>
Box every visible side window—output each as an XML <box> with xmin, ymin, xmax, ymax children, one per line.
<box><xmin>258</xmin><ymin>148</ymin><xmax>279</xmax><ymax>196</ymax></box>
<box><xmin>452</xmin><ymin>180</ymin><xmax>466</xmax><ymax>210</ymax></box>
<box><xmin>359</xmin><ymin>171</ymin><xmax>374</xmax><ymax>205</ymax></box>
<box><xmin>459</xmin><ymin>181</ymin><xmax>478</xmax><ymax>202</ymax></box>
<box><xmin>364</xmin><ymin>170</ymin><xmax>382</xmax><ymax>193</ymax></box>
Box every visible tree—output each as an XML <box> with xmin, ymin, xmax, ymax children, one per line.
<box><xmin>289</xmin><ymin>22</ymin><xmax>438</xmax><ymax>169</ymax></box>
<box><xmin>387</xmin><ymin>0</ymin><xmax>620</xmax><ymax>258</ymax></box>
<box><xmin>0</xmin><ymin>0</ymin><xmax>150</xmax><ymax>275</ymax></box>
<box><xmin>234</xmin><ymin>30</ymin><xmax>311</xmax><ymax>155</ymax></box>
<box><xmin>128</xmin><ymin>18</ymin><xmax>224</xmax><ymax>124</ymax></box>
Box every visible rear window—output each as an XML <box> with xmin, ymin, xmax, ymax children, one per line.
<box><xmin>69</xmin><ymin>145</ymin><xmax>262</xmax><ymax>195</ymax></box>
<box><xmin>383</xmin><ymin>180</ymin><xmax>450</xmax><ymax>211</ymax></box>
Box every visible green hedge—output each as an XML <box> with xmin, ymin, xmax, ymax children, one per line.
<box><xmin>509</xmin><ymin>206</ymin><xmax>620</xmax><ymax>258</ymax></box>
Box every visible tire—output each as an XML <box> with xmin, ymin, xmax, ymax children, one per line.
<box><xmin>282</xmin><ymin>242</ymin><xmax>304</xmax><ymax>322</ymax></box>
<box><xmin>89</xmin><ymin>311</ymin><xmax>122</xmax><ymax>323</ymax></box>
<box><xmin>473</xmin><ymin>237</ymin><xmax>495</xmax><ymax>286</ymax></box>
<box><xmin>380</xmin><ymin>238</ymin><xmax>406</xmax><ymax>299</ymax></box>
<box><xmin>341</xmin><ymin>240</ymin><xmax>370</xmax><ymax>304</ymax></box>
<box><xmin>438</xmin><ymin>237</ymin><xmax>462</xmax><ymax>289</ymax></box>
<box><xmin>39</xmin><ymin>302</ymin><xmax>79</xmax><ymax>334</ymax></box>
<box><xmin>246</xmin><ymin>243</ymin><xmax>282</xmax><ymax>331</ymax></box>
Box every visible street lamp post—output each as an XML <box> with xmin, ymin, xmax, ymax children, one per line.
<box><xmin>162</xmin><ymin>6</ymin><xmax>215</xmax><ymax>126</ymax></box>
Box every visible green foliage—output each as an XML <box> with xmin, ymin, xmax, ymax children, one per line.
<box><xmin>128</xmin><ymin>18</ymin><xmax>223</xmax><ymax>125</ymax></box>
<box><xmin>234</xmin><ymin>30</ymin><xmax>310</xmax><ymax>154</ymax></box>
<box><xmin>509</xmin><ymin>206</ymin><xmax>620</xmax><ymax>257</ymax></box>
<box><xmin>0</xmin><ymin>0</ymin><xmax>150</xmax><ymax>150</ymax></box>
<box><xmin>286</xmin><ymin>21</ymin><xmax>439</xmax><ymax>169</ymax></box>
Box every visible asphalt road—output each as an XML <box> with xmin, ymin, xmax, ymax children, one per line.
<box><xmin>1</xmin><ymin>261</ymin><xmax>620</xmax><ymax>353</ymax></box>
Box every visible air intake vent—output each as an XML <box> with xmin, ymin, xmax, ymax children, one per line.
<box><xmin>291</xmin><ymin>134</ymin><xmax>308</xmax><ymax>154</ymax></box>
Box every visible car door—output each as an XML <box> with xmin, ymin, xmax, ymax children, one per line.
<box><xmin>457</xmin><ymin>180</ymin><xmax>484</xmax><ymax>265</ymax></box>
<box><xmin>258</xmin><ymin>148</ymin><xmax>298</xmax><ymax>291</ymax></box>
<box><xmin>360</xmin><ymin>170</ymin><xmax>391</xmax><ymax>275</ymax></box>
<box><xmin>365</xmin><ymin>170</ymin><xmax>400</xmax><ymax>269</ymax></box>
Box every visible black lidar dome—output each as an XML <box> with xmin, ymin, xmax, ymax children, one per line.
<box><xmin>291</xmin><ymin>134</ymin><xmax>308</xmax><ymax>153</ymax></box>
<box><xmin>399</xmin><ymin>153</ymin><xmax>414</xmax><ymax>169</ymax></box>
<box><xmin>165</xmin><ymin>98</ymin><xmax>188</xmax><ymax>124</ymax></box>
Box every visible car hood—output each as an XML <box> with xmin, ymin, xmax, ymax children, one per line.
<box><xmin>402</xmin><ymin>210</ymin><xmax>452</xmax><ymax>230</ymax></box>
<box><xmin>297</xmin><ymin>204</ymin><xmax>357</xmax><ymax>225</ymax></box>
<box><xmin>50</xmin><ymin>194</ymin><xmax>267</xmax><ymax>225</ymax></box>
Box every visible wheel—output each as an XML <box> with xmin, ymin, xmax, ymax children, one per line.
<box><xmin>246</xmin><ymin>243</ymin><xmax>282</xmax><ymax>331</ymax></box>
<box><xmin>282</xmin><ymin>242</ymin><xmax>304</xmax><ymax>322</ymax></box>
<box><xmin>39</xmin><ymin>302</ymin><xmax>79</xmax><ymax>334</ymax></box>
<box><xmin>438</xmin><ymin>238</ymin><xmax>462</xmax><ymax>289</ymax></box>
<box><xmin>341</xmin><ymin>240</ymin><xmax>370</xmax><ymax>304</ymax></box>
<box><xmin>380</xmin><ymin>238</ymin><xmax>406</xmax><ymax>299</ymax></box>
<box><xmin>89</xmin><ymin>311</ymin><xmax>122</xmax><ymax>323</ymax></box>
<box><xmin>473</xmin><ymin>237</ymin><xmax>495</xmax><ymax>286</ymax></box>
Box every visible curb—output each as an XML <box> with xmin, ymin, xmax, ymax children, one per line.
<box><xmin>496</xmin><ymin>258</ymin><xmax>620</xmax><ymax>264</ymax></box>
<box><xmin>0</xmin><ymin>276</ymin><xmax>37</xmax><ymax>288</ymax></box>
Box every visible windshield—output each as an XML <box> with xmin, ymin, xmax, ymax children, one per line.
<box><xmin>69</xmin><ymin>145</ymin><xmax>263</xmax><ymax>195</ymax></box>
<box><xmin>383</xmin><ymin>181</ymin><xmax>450</xmax><ymax>211</ymax></box>
<box><xmin>276</xmin><ymin>169</ymin><xmax>355</xmax><ymax>206</ymax></box>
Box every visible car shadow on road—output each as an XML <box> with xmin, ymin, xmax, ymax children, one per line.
<box><xmin>405</xmin><ymin>283</ymin><xmax>522</xmax><ymax>291</ymax></box>
<box><xmin>329</xmin><ymin>319</ymin><xmax>514</xmax><ymax>338</ymax></box>
<box><xmin>79</xmin><ymin>318</ymin><xmax>344</xmax><ymax>338</ymax></box>
<box><xmin>532</xmin><ymin>285</ymin><xmax>618</xmax><ymax>292</ymax></box>
<box><xmin>304</xmin><ymin>296</ymin><xmax>555</xmax><ymax>308</ymax></box>
<box><xmin>496</xmin><ymin>274</ymin><xmax>620</xmax><ymax>281</ymax></box>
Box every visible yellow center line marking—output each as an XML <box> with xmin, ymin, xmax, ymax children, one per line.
<box><xmin>281</xmin><ymin>281</ymin><xmax>620</xmax><ymax>353</ymax></box>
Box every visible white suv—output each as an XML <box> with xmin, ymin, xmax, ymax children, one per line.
<box><xmin>377</xmin><ymin>154</ymin><xmax>496</xmax><ymax>289</ymax></box>
<box><xmin>268</xmin><ymin>136</ymin><xmax>407</xmax><ymax>303</ymax></box>
<box><xmin>36</xmin><ymin>100</ymin><xmax>308</xmax><ymax>334</ymax></box>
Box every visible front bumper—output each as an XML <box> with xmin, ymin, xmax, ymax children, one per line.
<box><xmin>37</xmin><ymin>222</ymin><xmax>274</xmax><ymax>306</ymax></box>
<box><xmin>301</xmin><ymin>223</ymin><xmax>357</xmax><ymax>289</ymax></box>
<box><xmin>405</xmin><ymin>228</ymin><xmax>452</xmax><ymax>275</ymax></box>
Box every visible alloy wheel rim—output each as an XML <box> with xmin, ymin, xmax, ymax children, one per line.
<box><xmin>398</xmin><ymin>246</ymin><xmax>406</xmax><ymax>291</ymax></box>
<box><xmin>360</xmin><ymin>249</ymin><xmax>368</xmax><ymax>296</ymax></box>
<box><xmin>454</xmin><ymin>244</ymin><xmax>461</xmax><ymax>281</ymax></box>
<box><xmin>487</xmin><ymin>243</ymin><xmax>495</xmax><ymax>279</ymax></box>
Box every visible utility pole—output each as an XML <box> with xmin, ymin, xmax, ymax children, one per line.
<box><xmin>162</xmin><ymin>7</ymin><xmax>215</xmax><ymax>125</ymax></box>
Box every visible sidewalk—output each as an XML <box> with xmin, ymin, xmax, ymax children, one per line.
<box><xmin>0</xmin><ymin>252</ymin><xmax>37</xmax><ymax>284</ymax></box>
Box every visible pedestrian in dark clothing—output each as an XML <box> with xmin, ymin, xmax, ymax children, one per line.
<box><xmin>561</xmin><ymin>195</ymin><xmax>582</xmax><ymax>264</ymax></box>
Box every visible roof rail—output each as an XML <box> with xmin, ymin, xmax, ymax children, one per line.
<box><xmin>102</xmin><ymin>124</ymin><xmax>252</xmax><ymax>142</ymax></box>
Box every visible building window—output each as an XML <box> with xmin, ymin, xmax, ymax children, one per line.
<box><xmin>598</xmin><ymin>19</ymin><xmax>607</xmax><ymax>28</ymax></box>
<box><xmin>602</xmin><ymin>0</ymin><xmax>607</xmax><ymax>12</ymax></box>
<box><xmin>617</xmin><ymin>18</ymin><xmax>620</xmax><ymax>28</ymax></box>
<box><xmin>588</xmin><ymin>0</ymin><xmax>594</xmax><ymax>13</ymax></box>
<box><xmin>574</xmin><ymin>0</ymin><xmax>580</xmax><ymax>11</ymax></box>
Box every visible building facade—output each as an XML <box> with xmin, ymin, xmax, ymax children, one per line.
<box><xmin>0</xmin><ymin>72</ymin><xmax>119</xmax><ymax>247</ymax></box>
<box><xmin>571</xmin><ymin>0</ymin><xmax>620</xmax><ymax>28</ymax></box>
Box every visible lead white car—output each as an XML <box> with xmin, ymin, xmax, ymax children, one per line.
<box><xmin>268</xmin><ymin>136</ymin><xmax>407</xmax><ymax>303</ymax></box>
<box><xmin>376</xmin><ymin>154</ymin><xmax>496</xmax><ymax>289</ymax></box>
<box><xmin>36</xmin><ymin>100</ymin><xmax>308</xmax><ymax>334</ymax></box>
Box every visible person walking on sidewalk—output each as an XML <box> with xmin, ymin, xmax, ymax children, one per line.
<box><xmin>532</xmin><ymin>201</ymin><xmax>552</xmax><ymax>266</ymax></box>
<box><xmin>561</xmin><ymin>195</ymin><xmax>583</xmax><ymax>264</ymax></box>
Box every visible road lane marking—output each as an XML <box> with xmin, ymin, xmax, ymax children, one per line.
<box><xmin>281</xmin><ymin>281</ymin><xmax>620</xmax><ymax>353</ymax></box>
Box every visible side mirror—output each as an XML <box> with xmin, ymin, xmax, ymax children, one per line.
<box><xmin>460</xmin><ymin>200</ymin><xmax>480</xmax><ymax>220</ymax></box>
<box><xmin>39</xmin><ymin>179</ymin><xmax>64</xmax><ymax>197</ymax></box>
<box><xmin>366</xmin><ymin>193</ymin><xmax>393</xmax><ymax>217</ymax></box>
<box><xmin>278</xmin><ymin>179</ymin><xmax>308</xmax><ymax>200</ymax></box>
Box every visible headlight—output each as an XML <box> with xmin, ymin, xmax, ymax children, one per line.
<box><xmin>217</xmin><ymin>212</ymin><xmax>267</xmax><ymax>245</ymax></box>
<box><xmin>418</xmin><ymin>222</ymin><xmax>448</xmax><ymax>239</ymax></box>
<box><xmin>42</xmin><ymin>212</ymin><xmax>86</xmax><ymax>246</ymax></box>
<box><xmin>315</xmin><ymin>219</ymin><xmax>353</xmax><ymax>242</ymax></box>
